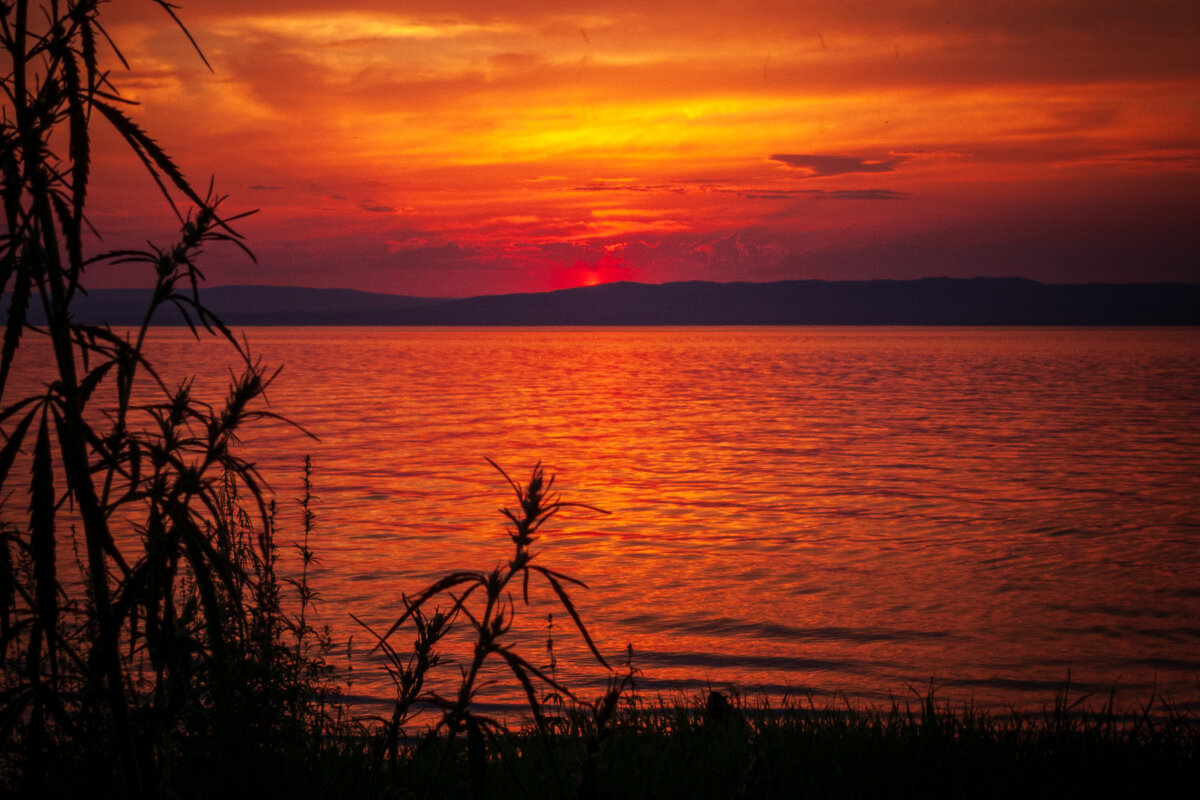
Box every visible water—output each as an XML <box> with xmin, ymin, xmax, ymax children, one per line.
<box><xmin>13</xmin><ymin>326</ymin><xmax>1200</xmax><ymax>716</ymax></box>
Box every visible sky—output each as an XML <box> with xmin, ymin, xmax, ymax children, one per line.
<box><xmin>75</xmin><ymin>1</ymin><xmax>1200</xmax><ymax>296</ymax></box>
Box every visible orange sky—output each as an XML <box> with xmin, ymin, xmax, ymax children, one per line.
<box><xmin>71</xmin><ymin>1</ymin><xmax>1200</xmax><ymax>295</ymax></box>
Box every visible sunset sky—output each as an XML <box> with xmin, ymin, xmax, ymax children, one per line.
<box><xmin>83</xmin><ymin>1</ymin><xmax>1200</xmax><ymax>296</ymax></box>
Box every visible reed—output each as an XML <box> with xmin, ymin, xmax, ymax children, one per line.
<box><xmin>0</xmin><ymin>2</ymin><xmax>309</xmax><ymax>795</ymax></box>
<box><xmin>0</xmin><ymin>9</ymin><xmax>626</xmax><ymax>795</ymax></box>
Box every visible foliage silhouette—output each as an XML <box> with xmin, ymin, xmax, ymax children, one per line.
<box><xmin>0</xmin><ymin>2</ymin><xmax>316</xmax><ymax>795</ymax></box>
<box><xmin>0</xmin><ymin>5</ymin><xmax>633</xmax><ymax>796</ymax></box>
<box><xmin>354</xmin><ymin>459</ymin><xmax>632</xmax><ymax>798</ymax></box>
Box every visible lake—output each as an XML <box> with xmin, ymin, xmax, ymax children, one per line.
<box><xmin>17</xmin><ymin>326</ymin><xmax>1200</xmax><ymax>717</ymax></box>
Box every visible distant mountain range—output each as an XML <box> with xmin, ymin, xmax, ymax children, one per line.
<box><xmin>11</xmin><ymin>278</ymin><xmax>1200</xmax><ymax>326</ymax></box>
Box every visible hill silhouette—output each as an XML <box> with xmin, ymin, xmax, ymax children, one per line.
<box><xmin>12</xmin><ymin>278</ymin><xmax>1199</xmax><ymax>326</ymax></box>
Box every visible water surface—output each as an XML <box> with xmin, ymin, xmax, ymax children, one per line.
<box><xmin>28</xmin><ymin>326</ymin><xmax>1200</xmax><ymax>716</ymax></box>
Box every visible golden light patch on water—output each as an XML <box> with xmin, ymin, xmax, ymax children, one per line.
<box><xmin>11</xmin><ymin>327</ymin><xmax>1199</xmax><ymax>716</ymax></box>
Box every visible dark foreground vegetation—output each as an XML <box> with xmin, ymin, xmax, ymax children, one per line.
<box><xmin>1</xmin><ymin>3</ymin><xmax>1196</xmax><ymax>798</ymax></box>
<box><xmin>12</xmin><ymin>676</ymin><xmax>1200</xmax><ymax>798</ymax></box>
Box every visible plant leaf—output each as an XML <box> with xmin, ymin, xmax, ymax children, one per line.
<box><xmin>0</xmin><ymin>403</ymin><xmax>38</xmax><ymax>495</ymax></box>
<box><xmin>91</xmin><ymin>98</ymin><xmax>204</xmax><ymax>218</ymax></box>
<box><xmin>531</xmin><ymin>565</ymin><xmax>609</xmax><ymax>669</ymax></box>
<box><xmin>29</xmin><ymin>412</ymin><xmax>59</xmax><ymax>663</ymax></box>
<box><xmin>373</xmin><ymin>571</ymin><xmax>485</xmax><ymax>649</ymax></box>
<box><xmin>0</xmin><ymin>257</ymin><xmax>32</xmax><ymax>397</ymax></box>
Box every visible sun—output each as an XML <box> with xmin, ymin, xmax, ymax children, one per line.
<box><xmin>548</xmin><ymin>254</ymin><xmax>639</xmax><ymax>290</ymax></box>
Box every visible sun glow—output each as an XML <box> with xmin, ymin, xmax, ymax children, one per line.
<box><xmin>82</xmin><ymin>1</ymin><xmax>1200</xmax><ymax>295</ymax></box>
<box><xmin>549</xmin><ymin>253</ymin><xmax>637</xmax><ymax>289</ymax></box>
<box><xmin>227</xmin><ymin>13</ymin><xmax>522</xmax><ymax>42</ymax></box>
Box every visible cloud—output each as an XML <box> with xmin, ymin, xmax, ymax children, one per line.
<box><xmin>572</xmin><ymin>183</ymin><xmax>666</xmax><ymax>193</ymax></box>
<box><xmin>360</xmin><ymin>200</ymin><xmax>397</xmax><ymax>213</ymax></box>
<box><xmin>769</xmin><ymin>154</ymin><xmax>906</xmax><ymax>177</ymax></box>
<box><xmin>1105</xmin><ymin>152</ymin><xmax>1200</xmax><ymax>170</ymax></box>
<box><xmin>567</xmin><ymin>183</ymin><xmax>907</xmax><ymax>201</ymax></box>
<box><xmin>81</xmin><ymin>0</ymin><xmax>1200</xmax><ymax>298</ymax></box>
<box><xmin>821</xmin><ymin>189</ymin><xmax>908</xmax><ymax>200</ymax></box>
<box><xmin>739</xmin><ymin>192</ymin><xmax>812</xmax><ymax>200</ymax></box>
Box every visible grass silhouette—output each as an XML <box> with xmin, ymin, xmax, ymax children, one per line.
<box><xmin>0</xmin><ymin>2</ymin><xmax>318</xmax><ymax>794</ymax></box>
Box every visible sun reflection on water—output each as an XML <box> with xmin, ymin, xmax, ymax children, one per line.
<box><xmin>11</xmin><ymin>326</ymin><xmax>1198</xmax><ymax>717</ymax></box>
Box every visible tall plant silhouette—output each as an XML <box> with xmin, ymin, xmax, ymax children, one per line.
<box><xmin>357</xmin><ymin>460</ymin><xmax>625</xmax><ymax>797</ymax></box>
<box><xmin>0</xmin><ymin>2</ymin><xmax>282</xmax><ymax>795</ymax></box>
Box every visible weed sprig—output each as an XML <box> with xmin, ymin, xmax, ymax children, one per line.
<box><xmin>355</xmin><ymin>459</ymin><xmax>632</xmax><ymax>797</ymax></box>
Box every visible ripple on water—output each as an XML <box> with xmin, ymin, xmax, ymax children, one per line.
<box><xmin>9</xmin><ymin>326</ymin><xmax>1198</xmax><ymax>716</ymax></box>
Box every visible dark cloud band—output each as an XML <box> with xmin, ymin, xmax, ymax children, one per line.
<box><xmin>769</xmin><ymin>153</ymin><xmax>906</xmax><ymax>177</ymax></box>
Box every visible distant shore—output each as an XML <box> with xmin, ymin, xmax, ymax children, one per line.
<box><xmin>13</xmin><ymin>277</ymin><xmax>1200</xmax><ymax>327</ymax></box>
